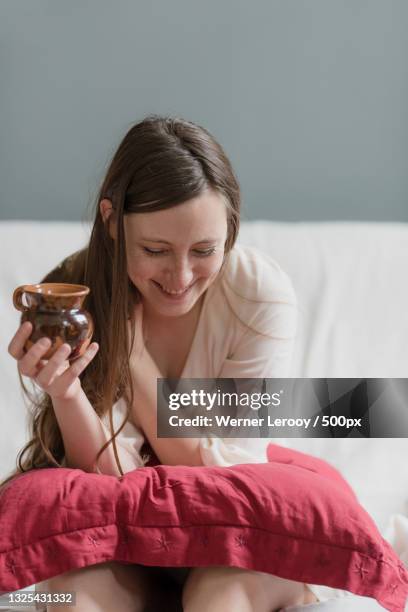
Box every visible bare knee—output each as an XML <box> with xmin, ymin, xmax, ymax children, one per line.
<box><xmin>183</xmin><ymin>566</ymin><xmax>271</xmax><ymax>611</ymax></box>
<box><xmin>182</xmin><ymin>566</ymin><xmax>252</xmax><ymax>612</ymax></box>
<box><xmin>37</xmin><ymin>561</ymin><xmax>151</xmax><ymax>612</ymax></box>
<box><xmin>182</xmin><ymin>566</ymin><xmax>314</xmax><ymax>612</ymax></box>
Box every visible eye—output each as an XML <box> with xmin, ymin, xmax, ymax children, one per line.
<box><xmin>143</xmin><ymin>247</ymin><xmax>216</xmax><ymax>257</ymax></box>
<box><xmin>143</xmin><ymin>247</ymin><xmax>166</xmax><ymax>256</ymax></box>
<box><xmin>193</xmin><ymin>248</ymin><xmax>217</xmax><ymax>257</ymax></box>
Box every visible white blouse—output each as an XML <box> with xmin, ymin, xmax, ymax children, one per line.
<box><xmin>101</xmin><ymin>243</ymin><xmax>298</xmax><ymax>467</ymax></box>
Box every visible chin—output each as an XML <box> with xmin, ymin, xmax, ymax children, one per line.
<box><xmin>142</xmin><ymin>281</ymin><xmax>207</xmax><ymax>317</ymax></box>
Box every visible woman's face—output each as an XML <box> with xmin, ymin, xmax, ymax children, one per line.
<box><xmin>102</xmin><ymin>190</ymin><xmax>229</xmax><ymax>319</ymax></box>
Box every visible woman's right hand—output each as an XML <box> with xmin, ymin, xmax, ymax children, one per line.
<box><xmin>7</xmin><ymin>321</ymin><xmax>99</xmax><ymax>401</ymax></box>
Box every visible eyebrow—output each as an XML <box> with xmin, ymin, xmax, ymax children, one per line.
<box><xmin>139</xmin><ymin>237</ymin><xmax>219</xmax><ymax>245</ymax></box>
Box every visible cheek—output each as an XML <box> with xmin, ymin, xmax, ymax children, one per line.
<box><xmin>127</xmin><ymin>257</ymin><xmax>158</xmax><ymax>284</ymax></box>
<box><xmin>127</xmin><ymin>254</ymin><xmax>225</xmax><ymax>284</ymax></box>
<box><xmin>198</xmin><ymin>254</ymin><xmax>225</xmax><ymax>280</ymax></box>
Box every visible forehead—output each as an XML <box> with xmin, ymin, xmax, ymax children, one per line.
<box><xmin>124</xmin><ymin>191</ymin><xmax>228</xmax><ymax>243</ymax></box>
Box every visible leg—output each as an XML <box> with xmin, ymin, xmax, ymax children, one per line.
<box><xmin>304</xmin><ymin>586</ymin><xmax>320</xmax><ymax>604</ymax></box>
<box><xmin>182</xmin><ymin>566</ymin><xmax>319</xmax><ymax>612</ymax></box>
<box><xmin>36</xmin><ymin>561</ymin><xmax>152</xmax><ymax>612</ymax></box>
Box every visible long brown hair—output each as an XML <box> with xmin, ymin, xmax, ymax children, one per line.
<box><xmin>0</xmin><ymin>115</ymin><xmax>241</xmax><ymax>489</ymax></box>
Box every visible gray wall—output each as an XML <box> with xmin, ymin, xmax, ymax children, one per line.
<box><xmin>1</xmin><ymin>0</ymin><xmax>407</xmax><ymax>222</ymax></box>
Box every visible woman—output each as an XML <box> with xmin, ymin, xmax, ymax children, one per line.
<box><xmin>6</xmin><ymin>115</ymin><xmax>323</xmax><ymax>611</ymax></box>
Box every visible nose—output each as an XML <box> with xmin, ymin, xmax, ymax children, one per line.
<box><xmin>165</xmin><ymin>256</ymin><xmax>195</xmax><ymax>290</ymax></box>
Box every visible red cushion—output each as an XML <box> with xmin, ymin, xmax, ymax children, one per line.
<box><xmin>266</xmin><ymin>442</ymin><xmax>358</xmax><ymax>497</ymax></box>
<box><xmin>0</xmin><ymin>444</ymin><xmax>407</xmax><ymax>612</ymax></box>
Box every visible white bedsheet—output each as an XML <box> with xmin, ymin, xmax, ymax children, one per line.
<box><xmin>0</xmin><ymin>220</ymin><xmax>407</xmax><ymax>610</ymax></box>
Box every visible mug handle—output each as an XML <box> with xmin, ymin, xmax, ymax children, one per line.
<box><xmin>13</xmin><ymin>286</ymin><xmax>27</xmax><ymax>312</ymax></box>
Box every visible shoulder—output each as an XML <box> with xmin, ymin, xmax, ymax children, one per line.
<box><xmin>211</xmin><ymin>244</ymin><xmax>298</xmax><ymax>339</ymax></box>
<box><xmin>220</xmin><ymin>244</ymin><xmax>297</xmax><ymax>306</ymax></box>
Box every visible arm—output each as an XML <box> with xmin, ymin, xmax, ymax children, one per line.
<box><xmin>129</xmin><ymin>349</ymin><xmax>203</xmax><ymax>466</ymax></box>
<box><xmin>52</xmin><ymin>388</ymin><xmax>143</xmax><ymax>476</ymax></box>
<box><xmin>13</xmin><ymin>252</ymin><xmax>140</xmax><ymax>477</ymax></box>
<box><xmin>52</xmin><ymin>389</ymin><xmax>140</xmax><ymax>476</ymax></box>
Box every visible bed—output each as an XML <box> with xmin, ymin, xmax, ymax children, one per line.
<box><xmin>0</xmin><ymin>219</ymin><xmax>407</xmax><ymax>611</ymax></box>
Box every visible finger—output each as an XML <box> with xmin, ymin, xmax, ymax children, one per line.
<box><xmin>36</xmin><ymin>357</ymin><xmax>64</xmax><ymax>373</ymax></box>
<box><xmin>33</xmin><ymin>359</ymin><xmax>47</xmax><ymax>376</ymax></box>
<box><xmin>8</xmin><ymin>321</ymin><xmax>33</xmax><ymax>360</ymax></box>
<box><xmin>35</xmin><ymin>343</ymin><xmax>73</xmax><ymax>388</ymax></box>
<box><xmin>57</xmin><ymin>343</ymin><xmax>99</xmax><ymax>385</ymax></box>
<box><xmin>18</xmin><ymin>337</ymin><xmax>53</xmax><ymax>377</ymax></box>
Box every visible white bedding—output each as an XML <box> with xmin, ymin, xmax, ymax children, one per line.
<box><xmin>0</xmin><ymin>220</ymin><xmax>407</xmax><ymax>610</ymax></box>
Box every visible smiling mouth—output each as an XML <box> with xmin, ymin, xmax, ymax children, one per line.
<box><xmin>152</xmin><ymin>280</ymin><xmax>195</xmax><ymax>298</ymax></box>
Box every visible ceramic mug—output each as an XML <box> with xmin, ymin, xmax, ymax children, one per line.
<box><xmin>13</xmin><ymin>283</ymin><xmax>94</xmax><ymax>362</ymax></box>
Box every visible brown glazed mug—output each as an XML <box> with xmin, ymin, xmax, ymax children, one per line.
<box><xmin>13</xmin><ymin>283</ymin><xmax>94</xmax><ymax>362</ymax></box>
